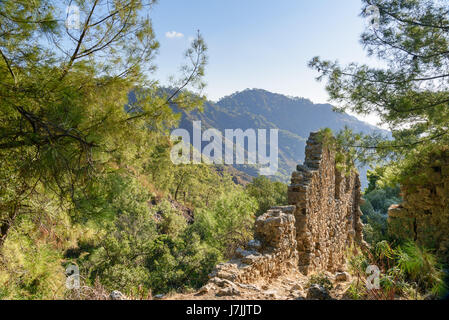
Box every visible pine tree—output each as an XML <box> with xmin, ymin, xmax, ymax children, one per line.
<box><xmin>0</xmin><ymin>0</ymin><xmax>207</xmax><ymax>246</ymax></box>
<box><xmin>309</xmin><ymin>0</ymin><xmax>449</xmax><ymax>167</ymax></box>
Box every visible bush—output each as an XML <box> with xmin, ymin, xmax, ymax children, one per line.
<box><xmin>245</xmin><ymin>176</ymin><xmax>287</xmax><ymax>216</ymax></box>
<box><xmin>346</xmin><ymin>241</ymin><xmax>447</xmax><ymax>300</ymax></box>
<box><xmin>362</xmin><ymin>211</ymin><xmax>388</xmax><ymax>245</ymax></box>
<box><xmin>396</xmin><ymin>242</ymin><xmax>447</xmax><ymax>296</ymax></box>
<box><xmin>192</xmin><ymin>190</ymin><xmax>257</xmax><ymax>258</ymax></box>
<box><xmin>0</xmin><ymin>218</ymin><xmax>67</xmax><ymax>299</ymax></box>
<box><xmin>361</xmin><ymin>168</ymin><xmax>401</xmax><ymax>245</ymax></box>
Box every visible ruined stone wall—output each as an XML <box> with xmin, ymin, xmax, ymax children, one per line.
<box><xmin>205</xmin><ymin>131</ymin><xmax>365</xmax><ymax>289</ymax></box>
<box><xmin>208</xmin><ymin>206</ymin><xmax>298</xmax><ymax>284</ymax></box>
<box><xmin>388</xmin><ymin>147</ymin><xmax>449</xmax><ymax>264</ymax></box>
<box><xmin>288</xmin><ymin>132</ymin><xmax>364</xmax><ymax>274</ymax></box>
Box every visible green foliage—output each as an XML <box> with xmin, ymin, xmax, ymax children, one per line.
<box><xmin>157</xmin><ymin>201</ymin><xmax>188</xmax><ymax>237</ymax></box>
<box><xmin>77</xmin><ymin>172</ymin><xmax>239</xmax><ymax>295</ymax></box>
<box><xmin>380</xmin><ymin>144</ymin><xmax>449</xmax><ymax>189</ymax></box>
<box><xmin>0</xmin><ymin>0</ymin><xmax>228</xmax><ymax>299</ymax></box>
<box><xmin>87</xmin><ymin>227</ymin><xmax>219</xmax><ymax>295</ymax></box>
<box><xmin>363</xmin><ymin>212</ymin><xmax>388</xmax><ymax>245</ymax></box>
<box><xmin>245</xmin><ymin>176</ymin><xmax>287</xmax><ymax>216</ymax></box>
<box><xmin>0</xmin><ymin>207</ymin><xmax>84</xmax><ymax>299</ymax></box>
<box><xmin>365</xmin><ymin>189</ymin><xmax>399</xmax><ymax>215</ymax></box>
<box><xmin>193</xmin><ymin>190</ymin><xmax>257</xmax><ymax>258</ymax></box>
<box><xmin>364</xmin><ymin>168</ymin><xmax>401</xmax><ymax>213</ymax></box>
<box><xmin>0</xmin><ymin>0</ymin><xmax>208</xmax><ymax>246</ymax></box>
<box><xmin>346</xmin><ymin>281</ymin><xmax>365</xmax><ymax>300</ymax></box>
<box><xmin>396</xmin><ymin>242</ymin><xmax>447</xmax><ymax>296</ymax></box>
<box><xmin>360</xmin><ymin>167</ymin><xmax>401</xmax><ymax>245</ymax></box>
<box><xmin>309</xmin><ymin>1</ymin><xmax>449</xmax><ymax>273</ymax></box>
<box><xmin>346</xmin><ymin>241</ymin><xmax>447</xmax><ymax>300</ymax></box>
<box><xmin>144</xmin><ymin>232</ymin><xmax>220</xmax><ymax>294</ymax></box>
<box><xmin>306</xmin><ymin>273</ymin><xmax>333</xmax><ymax>291</ymax></box>
<box><xmin>309</xmin><ymin>0</ymin><xmax>449</xmax><ymax>185</ymax></box>
<box><xmin>317</xmin><ymin>128</ymin><xmax>360</xmax><ymax>175</ymax></box>
<box><xmin>310</xmin><ymin>0</ymin><xmax>449</xmax><ymax>158</ymax></box>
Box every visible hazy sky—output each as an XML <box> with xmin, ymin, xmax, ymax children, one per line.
<box><xmin>149</xmin><ymin>0</ymin><xmax>385</xmax><ymax>127</ymax></box>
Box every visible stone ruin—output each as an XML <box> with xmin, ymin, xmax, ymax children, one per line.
<box><xmin>208</xmin><ymin>206</ymin><xmax>298</xmax><ymax>285</ymax></box>
<box><xmin>205</xmin><ymin>131</ymin><xmax>365</xmax><ymax>289</ymax></box>
<box><xmin>388</xmin><ymin>146</ymin><xmax>449</xmax><ymax>264</ymax></box>
<box><xmin>288</xmin><ymin>132</ymin><xmax>364</xmax><ymax>274</ymax></box>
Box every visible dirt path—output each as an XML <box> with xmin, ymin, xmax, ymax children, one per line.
<box><xmin>163</xmin><ymin>270</ymin><xmax>352</xmax><ymax>300</ymax></box>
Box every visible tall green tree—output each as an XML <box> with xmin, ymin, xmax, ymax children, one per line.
<box><xmin>0</xmin><ymin>0</ymin><xmax>207</xmax><ymax>246</ymax></box>
<box><xmin>309</xmin><ymin>0</ymin><xmax>449</xmax><ymax>167</ymax></box>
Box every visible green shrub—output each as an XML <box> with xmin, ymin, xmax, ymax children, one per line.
<box><xmin>245</xmin><ymin>176</ymin><xmax>287</xmax><ymax>216</ymax></box>
<box><xmin>192</xmin><ymin>190</ymin><xmax>257</xmax><ymax>258</ymax></box>
<box><xmin>346</xmin><ymin>241</ymin><xmax>447</xmax><ymax>300</ymax></box>
<box><xmin>396</xmin><ymin>242</ymin><xmax>447</xmax><ymax>296</ymax></box>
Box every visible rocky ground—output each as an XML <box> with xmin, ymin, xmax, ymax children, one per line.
<box><xmin>162</xmin><ymin>270</ymin><xmax>353</xmax><ymax>300</ymax></box>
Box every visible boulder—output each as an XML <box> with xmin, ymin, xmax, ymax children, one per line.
<box><xmin>216</xmin><ymin>286</ymin><xmax>241</xmax><ymax>297</ymax></box>
<box><xmin>335</xmin><ymin>272</ymin><xmax>350</xmax><ymax>282</ymax></box>
<box><xmin>306</xmin><ymin>284</ymin><xmax>332</xmax><ymax>300</ymax></box>
<box><xmin>197</xmin><ymin>283</ymin><xmax>215</xmax><ymax>295</ymax></box>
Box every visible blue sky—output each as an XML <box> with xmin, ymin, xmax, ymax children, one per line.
<box><xmin>149</xmin><ymin>0</ymin><xmax>384</xmax><ymax>126</ymax></box>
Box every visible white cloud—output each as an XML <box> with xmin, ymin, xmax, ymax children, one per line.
<box><xmin>165</xmin><ymin>31</ymin><xmax>184</xmax><ymax>39</ymax></box>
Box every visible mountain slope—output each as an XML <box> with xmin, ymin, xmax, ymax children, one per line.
<box><xmin>176</xmin><ymin>89</ymin><xmax>389</xmax><ymax>187</ymax></box>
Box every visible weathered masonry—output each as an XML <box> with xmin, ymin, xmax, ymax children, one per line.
<box><xmin>388</xmin><ymin>146</ymin><xmax>449</xmax><ymax>264</ymax></box>
<box><xmin>287</xmin><ymin>132</ymin><xmax>365</xmax><ymax>274</ymax></box>
<box><xmin>206</xmin><ymin>132</ymin><xmax>365</xmax><ymax>287</ymax></box>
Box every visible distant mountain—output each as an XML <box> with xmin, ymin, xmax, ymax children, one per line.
<box><xmin>175</xmin><ymin>89</ymin><xmax>389</xmax><ymax>188</ymax></box>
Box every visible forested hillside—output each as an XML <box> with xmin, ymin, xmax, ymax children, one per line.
<box><xmin>0</xmin><ymin>0</ymin><xmax>272</xmax><ymax>299</ymax></box>
<box><xmin>1</xmin><ymin>0</ymin><xmax>448</xmax><ymax>301</ymax></box>
<box><xmin>177</xmin><ymin>89</ymin><xmax>389</xmax><ymax>186</ymax></box>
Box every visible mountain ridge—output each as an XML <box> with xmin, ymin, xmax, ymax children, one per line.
<box><xmin>176</xmin><ymin>88</ymin><xmax>389</xmax><ymax>187</ymax></box>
